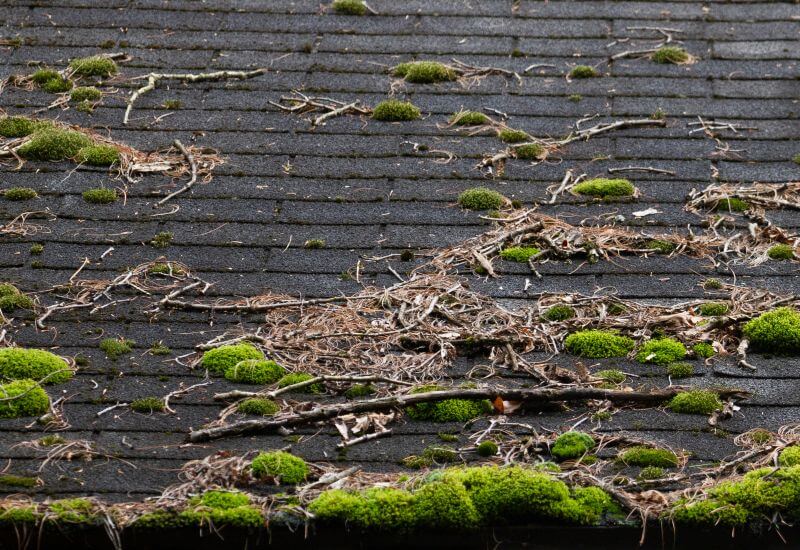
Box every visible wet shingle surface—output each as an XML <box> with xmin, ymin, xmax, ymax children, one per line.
<box><xmin>1</xmin><ymin>0</ymin><xmax>799</xmax><ymax>508</ymax></box>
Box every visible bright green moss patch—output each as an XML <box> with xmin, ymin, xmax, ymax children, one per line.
<box><xmin>636</xmin><ymin>338</ymin><xmax>686</xmax><ymax>364</ymax></box>
<box><xmin>82</xmin><ymin>187</ymin><xmax>117</xmax><ymax>204</ymax></box>
<box><xmin>0</xmin><ymin>506</ymin><xmax>39</xmax><ymax>524</ymax></box>
<box><xmin>332</xmin><ymin>0</ymin><xmax>366</xmax><ymax>15</ymax></box>
<box><xmin>17</xmin><ymin>128</ymin><xmax>93</xmax><ymax>161</ymax></box>
<box><xmin>513</xmin><ymin>143</ymin><xmax>544</xmax><ymax>160</ymax></box>
<box><xmin>201</xmin><ymin>343</ymin><xmax>264</xmax><ymax>374</ymax></box>
<box><xmin>0</xmin><ymin>283</ymin><xmax>34</xmax><ymax>313</ymax></box>
<box><xmin>0</xmin><ymin>348</ymin><xmax>72</xmax><ymax>384</ymax></box>
<box><xmin>699</xmin><ymin>302</ymin><xmax>728</xmax><ymax>316</ymax></box>
<box><xmin>573</xmin><ymin>178</ymin><xmax>634</xmax><ymax>198</ymax></box>
<box><xmin>405</xmin><ymin>385</ymin><xmax>492</xmax><ymax>423</ymax></box>
<box><xmin>551</xmin><ymin>431</ymin><xmax>595</xmax><ymax>461</ymax></box>
<box><xmin>69</xmin><ymin>55</ymin><xmax>118</xmax><ymax>77</ymax></box>
<box><xmin>500</xmin><ymin>246</ymin><xmax>540</xmax><ymax>262</ymax></box>
<box><xmin>476</xmin><ymin>441</ymin><xmax>498</xmax><ymax>457</ymax></box>
<box><xmin>564</xmin><ymin>330</ymin><xmax>635</xmax><ymax>358</ymax></box>
<box><xmin>569</xmin><ymin>65</ymin><xmax>598</xmax><ymax>79</ymax></box>
<box><xmin>742</xmin><ymin>307</ymin><xmax>800</xmax><ymax>354</ymax></box>
<box><xmin>450</xmin><ymin>111</ymin><xmax>489</xmax><ymax>126</ymax></box>
<box><xmin>692</xmin><ymin>342</ymin><xmax>715</xmax><ymax>358</ymax></box>
<box><xmin>595</xmin><ymin>369</ymin><xmax>625</xmax><ymax>385</ymax></box>
<box><xmin>414</xmin><ymin>481</ymin><xmax>479</xmax><ymax>529</ymax></box>
<box><xmin>619</xmin><ymin>447</ymin><xmax>678</xmax><ymax>467</ymax></box>
<box><xmin>779</xmin><ymin>446</ymin><xmax>800</xmax><ymax>466</ymax></box>
<box><xmin>652</xmin><ymin>46</ymin><xmax>690</xmax><ymax>64</ymax></box>
<box><xmin>3</xmin><ymin>187</ymin><xmax>38</xmax><ymax>201</ymax></box>
<box><xmin>0</xmin><ymin>116</ymin><xmax>44</xmax><ymax>138</ymax></box>
<box><xmin>32</xmin><ymin>68</ymin><xmax>61</xmax><ymax>85</ymax></box>
<box><xmin>669</xmin><ymin>390</ymin><xmax>722</xmax><ymax>415</ymax></box>
<box><xmin>40</xmin><ymin>434</ymin><xmax>67</xmax><ymax>446</ymax></box>
<box><xmin>237</xmin><ymin>397</ymin><xmax>280</xmax><ymax>416</ymax></box>
<box><xmin>277</xmin><ymin>372</ymin><xmax>324</xmax><ymax>393</ymax></box>
<box><xmin>458</xmin><ymin>187</ymin><xmax>506</xmax><ymax>210</ymax></box>
<box><xmin>251</xmin><ymin>451</ymin><xmax>309</xmax><ymax>484</ymax></box>
<box><xmin>644</xmin><ymin>239</ymin><xmax>676</xmax><ymax>254</ymax></box>
<box><xmin>42</xmin><ymin>76</ymin><xmax>73</xmax><ymax>93</ymax></box>
<box><xmin>392</xmin><ymin>61</ymin><xmax>457</xmax><ymax>84</ymax></box>
<box><xmin>667</xmin><ymin>362</ymin><xmax>694</xmax><ymax>378</ymax></box>
<box><xmin>76</xmin><ymin>144</ymin><xmax>120</xmax><ymax>166</ymax></box>
<box><xmin>372</xmin><ymin>99</ymin><xmax>420</xmax><ymax>121</ymax></box>
<box><xmin>767</xmin><ymin>244</ymin><xmax>794</xmax><ymax>260</ymax></box>
<box><xmin>716</xmin><ymin>197</ymin><xmax>749</xmax><ymax>212</ymax></box>
<box><xmin>49</xmin><ymin>498</ymin><xmax>96</xmax><ymax>524</ymax></box>
<box><xmin>130</xmin><ymin>397</ymin><xmax>164</xmax><ymax>413</ymax></box>
<box><xmin>0</xmin><ymin>379</ymin><xmax>50</xmax><ymax>418</ymax></box>
<box><xmin>498</xmin><ymin>129</ymin><xmax>529</xmax><ymax>143</ymax></box>
<box><xmin>100</xmin><ymin>337</ymin><xmax>133</xmax><ymax>359</ymax></box>
<box><xmin>224</xmin><ymin>359</ymin><xmax>285</xmax><ymax>384</ymax></box>
<box><xmin>639</xmin><ymin>466</ymin><xmax>665</xmax><ymax>480</ymax></box>
<box><xmin>70</xmin><ymin>86</ymin><xmax>102</xmax><ymax>102</ymax></box>
<box><xmin>136</xmin><ymin>491</ymin><xmax>262</xmax><ymax>529</ymax></box>
<box><xmin>0</xmin><ymin>474</ymin><xmax>37</xmax><ymax>488</ymax></box>
<box><xmin>543</xmin><ymin>304</ymin><xmax>575</xmax><ymax>322</ymax></box>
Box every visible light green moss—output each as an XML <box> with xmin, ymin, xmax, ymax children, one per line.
<box><xmin>498</xmin><ymin>129</ymin><xmax>530</xmax><ymax>143</ymax></box>
<box><xmin>3</xmin><ymin>187</ymin><xmax>38</xmax><ymax>201</ymax></box>
<box><xmin>458</xmin><ymin>187</ymin><xmax>506</xmax><ymax>210</ymax></box>
<box><xmin>332</xmin><ymin>0</ymin><xmax>366</xmax><ymax>15</ymax></box>
<box><xmin>82</xmin><ymin>187</ymin><xmax>117</xmax><ymax>204</ymax></box>
<box><xmin>692</xmin><ymin>342</ymin><xmax>715</xmax><ymax>358</ymax></box>
<box><xmin>70</xmin><ymin>86</ymin><xmax>102</xmax><ymax>102</ymax></box>
<box><xmin>779</xmin><ymin>446</ymin><xmax>800</xmax><ymax>467</ymax></box>
<box><xmin>644</xmin><ymin>239</ymin><xmax>676</xmax><ymax>254</ymax></box>
<box><xmin>716</xmin><ymin>197</ymin><xmax>749</xmax><ymax>212</ymax></box>
<box><xmin>767</xmin><ymin>244</ymin><xmax>794</xmax><ymax>260</ymax></box>
<box><xmin>130</xmin><ymin>397</ymin><xmax>164</xmax><ymax>413</ymax></box>
<box><xmin>99</xmin><ymin>337</ymin><xmax>133</xmax><ymax>359</ymax></box>
<box><xmin>0</xmin><ymin>506</ymin><xmax>40</xmax><ymax>524</ymax></box>
<box><xmin>0</xmin><ymin>379</ymin><xmax>50</xmax><ymax>418</ymax></box>
<box><xmin>237</xmin><ymin>397</ymin><xmax>280</xmax><ymax>416</ymax></box>
<box><xmin>392</xmin><ymin>61</ymin><xmax>457</xmax><ymax>84</ymax></box>
<box><xmin>500</xmin><ymin>246</ymin><xmax>540</xmax><ymax>262</ymax></box>
<box><xmin>476</xmin><ymin>441</ymin><xmax>498</xmax><ymax>457</ymax></box>
<box><xmin>75</xmin><ymin>144</ymin><xmax>120</xmax><ymax>166</ymax></box>
<box><xmin>48</xmin><ymin>498</ymin><xmax>97</xmax><ymax>524</ymax></box>
<box><xmin>150</xmin><ymin>231</ymin><xmax>173</xmax><ymax>248</ymax></box>
<box><xmin>32</xmin><ymin>69</ymin><xmax>61</xmax><ymax>85</ymax></box>
<box><xmin>224</xmin><ymin>359</ymin><xmax>285</xmax><ymax>384</ymax></box>
<box><xmin>17</xmin><ymin>128</ymin><xmax>93</xmax><ymax>161</ymax></box>
<box><xmin>201</xmin><ymin>343</ymin><xmax>264</xmax><ymax>374</ymax></box>
<box><xmin>277</xmin><ymin>372</ymin><xmax>324</xmax><ymax>393</ymax></box>
<box><xmin>638</xmin><ymin>466</ymin><xmax>665</xmax><ymax>480</ymax></box>
<box><xmin>564</xmin><ymin>330</ymin><xmax>634</xmax><ymax>358</ymax></box>
<box><xmin>69</xmin><ymin>55</ymin><xmax>118</xmax><ymax>77</ymax></box>
<box><xmin>569</xmin><ymin>65</ymin><xmax>598</xmax><ymax>78</ymax></box>
<box><xmin>0</xmin><ymin>283</ymin><xmax>34</xmax><ymax>312</ymax></box>
<box><xmin>344</xmin><ymin>383</ymin><xmax>375</xmax><ymax>399</ymax></box>
<box><xmin>450</xmin><ymin>111</ymin><xmax>489</xmax><ymax>126</ymax></box>
<box><xmin>619</xmin><ymin>446</ymin><xmax>678</xmax><ymax>467</ymax></box>
<box><xmin>669</xmin><ymin>390</ymin><xmax>722</xmax><ymax>415</ymax></box>
<box><xmin>0</xmin><ymin>116</ymin><xmax>48</xmax><ymax>138</ymax></box>
<box><xmin>742</xmin><ymin>307</ymin><xmax>800</xmax><ymax>354</ymax></box>
<box><xmin>703</xmin><ymin>278</ymin><xmax>723</xmax><ymax>290</ymax></box>
<box><xmin>573</xmin><ymin>178</ymin><xmax>634</xmax><ymax>198</ymax></box>
<box><xmin>0</xmin><ymin>348</ymin><xmax>72</xmax><ymax>384</ymax></box>
<box><xmin>636</xmin><ymin>338</ymin><xmax>686</xmax><ymax>364</ymax></box>
<box><xmin>513</xmin><ymin>143</ymin><xmax>545</xmax><ymax>160</ymax></box>
<box><xmin>0</xmin><ymin>474</ymin><xmax>37</xmax><ymax>488</ymax></box>
<box><xmin>251</xmin><ymin>451</ymin><xmax>309</xmax><ymax>484</ymax></box>
<box><xmin>304</xmin><ymin>238</ymin><xmax>325</xmax><ymax>249</ymax></box>
<box><xmin>551</xmin><ymin>432</ymin><xmax>595</xmax><ymax>461</ymax></box>
<box><xmin>699</xmin><ymin>302</ymin><xmax>728</xmax><ymax>316</ymax></box>
<box><xmin>666</xmin><ymin>362</ymin><xmax>694</xmax><ymax>378</ymax></box>
<box><xmin>652</xmin><ymin>46</ymin><xmax>689</xmax><ymax>64</ymax></box>
<box><xmin>372</xmin><ymin>100</ymin><xmax>420</xmax><ymax>121</ymax></box>
<box><xmin>403</xmin><ymin>446</ymin><xmax>459</xmax><ymax>469</ymax></box>
<box><xmin>41</xmin><ymin>76</ymin><xmax>73</xmax><ymax>94</ymax></box>
<box><xmin>542</xmin><ymin>304</ymin><xmax>575</xmax><ymax>322</ymax></box>
<box><xmin>595</xmin><ymin>369</ymin><xmax>625</xmax><ymax>384</ymax></box>
<box><xmin>405</xmin><ymin>385</ymin><xmax>492</xmax><ymax>423</ymax></box>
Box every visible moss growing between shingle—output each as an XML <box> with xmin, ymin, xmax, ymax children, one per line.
<box><xmin>458</xmin><ymin>187</ymin><xmax>506</xmax><ymax>210</ymax></box>
<box><xmin>0</xmin><ymin>283</ymin><xmax>34</xmax><ymax>313</ymax></box>
<box><xmin>392</xmin><ymin>61</ymin><xmax>457</xmax><ymax>84</ymax></box>
<box><xmin>638</xmin><ymin>466</ymin><xmax>665</xmax><ymax>480</ymax></box>
<box><xmin>767</xmin><ymin>244</ymin><xmax>794</xmax><ymax>260</ymax></box>
<box><xmin>500</xmin><ymin>246</ymin><xmax>540</xmax><ymax>262</ymax></box>
<box><xmin>99</xmin><ymin>337</ymin><xmax>133</xmax><ymax>359</ymax></box>
<box><xmin>251</xmin><ymin>451</ymin><xmax>309</xmax><ymax>484</ymax></box>
<box><xmin>595</xmin><ymin>369</ymin><xmax>626</xmax><ymax>385</ymax></box>
<box><xmin>237</xmin><ymin>397</ymin><xmax>280</xmax><ymax>416</ymax></box>
<box><xmin>669</xmin><ymin>390</ymin><xmax>722</xmax><ymax>415</ymax></box>
<box><xmin>30</xmin><ymin>243</ymin><xmax>44</xmax><ymax>255</ymax></box>
<box><xmin>136</xmin><ymin>491</ymin><xmax>263</xmax><ymax>529</ymax></box>
<box><xmin>551</xmin><ymin>432</ymin><xmax>595</xmax><ymax>461</ymax></box>
<box><xmin>636</xmin><ymin>338</ymin><xmax>686</xmax><ymax>364</ymax></box>
<box><xmin>201</xmin><ymin>343</ymin><xmax>264</xmax><ymax>374</ymax></box>
<box><xmin>716</xmin><ymin>197</ymin><xmax>749</xmax><ymax>212</ymax></box>
<box><xmin>513</xmin><ymin>143</ymin><xmax>544</xmax><ymax>160</ymax></box>
<box><xmin>130</xmin><ymin>397</ymin><xmax>164</xmax><ymax>413</ymax></box>
<box><xmin>277</xmin><ymin>372</ymin><xmax>324</xmax><ymax>393</ymax></box>
<box><xmin>304</xmin><ymin>238</ymin><xmax>325</xmax><ymax>249</ymax></box>
<box><xmin>779</xmin><ymin>446</ymin><xmax>800</xmax><ymax>467</ymax></box>
<box><xmin>17</xmin><ymin>128</ymin><xmax>93</xmax><ymax>161</ymax></box>
<box><xmin>644</xmin><ymin>239</ymin><xmax>676</xmax><ymax>254</ymax></box>
<box><xmin>70</xmin><ymin>86</ymin><xmax>102</xmax><ymax>102</ymax></box>
<box><xmin>743</xmin><ymin>307</ymin><xmax>800</xmax><ymax>354</ymax></box>
<box><xmin>403</xmin><ymin>446</ymin><xmax>459</xmax><ymax>469</ymax></box>
<box><xmin>0</xmin><ymin>116</ymin><xmax>45</xmax><ymax>138</ymax></box>
<box><xmin>573</xmin><ymin>178</ymin><xmax>634</xmax><ymax>198</ymax></box>
<box><xmin>310</xmin><ymin>487</ymin><xmax>417</xmax><ymax>531</ymax></box>
<box><xmin>224</xmin><ymin>359</ymin><xmax>285</xmax><ymax>384</ymax></box>
<box><xmin>49</xmin><ymin>498</ymin><xmax>97</xmax><ymax>524</ymax></box>
<box><xmin>32</xmin><ymin>68</ymin><xmax>61</xmax><ymax>85</ymax></box>
<box><xmin>450</xmin><ymin>111</ymin><xmax>489</xmax><ymax>126</ymax></box>
<box><xmin>652</xmin><ymin>46</ymin><xmax>690</xmax><ymax>64</ymax></box>
<box><xmin>667</xmin><ymin>362</ymin><xmax>694</xmax><ymax>378</ymax></box>
<box><xmin>0</xmin><ymin>379</ymin><xmax>50</xmax><ymax>418</ymax></box>
<box><xmin>372</xmin><ymin>100</ymin><xmax>420</xmax><ymax>121</ymax></box>
<box><xmin>0</xmin><ymin>506</ymin><xmax>39</xmax><ymax>525</ymax></box>
<box><xmin>498</xmin><ymin>129</ymin><xmax>529</xmax><ymax>143</ymax></box>
<box><xmin>76</xmin><ymin>144</ymin><xmax>120</xmax><ymax>166</ymax></box>
<box><xmin>332</xmin><ymin>0</ymin><xmax>366</xmax><ymax>15</ymax></box>
<box><xmin>793</xmin><ymin>153</ymin><xmax>800</xmax><ymax>166</ymax></box>
<box><xmin>699</xmin><ymin>302</ymin><xmax>728</xmax><ymax>316</ymax></box>
<box><xmin>703</xmin><ymin>278</ymin><xmax>723</xmax><ymax>290</ymax></box>
<box><xmin>150</xmin><ymin>231</ymin><xmax>174</xmax><ymax>248</ymax></box>
<box><xmin>405</xmin><ymin>385</ymin><xmax>492</xmax><ymax>423</ymax></box>
<box><xmin>414</xmin><ymin>481</ymin><xmax>480</xmax><ymax>529</ymax></box>
<box><xmin>82</xmin><ymin>187</ymin><xmax>117</xmax><ymax>204</ymax></box>
<box><xmin>619</xmin><ymin>447</ymin><xmax>678</xmax><ymax>467</ymax></box>
<box><xmin>3</xmin><ymin>187</ymin><xmax>38</xmax><ymax>201</ymax></box>
<box><xmin>0</xmin><ymin>348</ymin><xmax>72</xmax><ymax>384</ymax></box>
<box><xmin>543</xmin><ymin>304</ymin><xmax>575</xmax><ymax>322</ymax></box>
<box><xmin>569</xmin><ymin>65</ymin><xmax>598</xmax><ymax>79</ymax></box>
<box><xmin>42</xmin><ymin>76</ymin><xmax>73</xmax><ymax>93</ymax></box>
<box><xmin>69</xmin><ymin>55</ymin><xmax>118</xmax><ymax>77</ymax></box>
<box><xmin>476</xmin><ymin>441</ymin><xmax>498</xmax><ymax>457</ymax></box>
<box><xmin>564</xmin><ymin>330</ymin><xmax>635</xmax><ymax>358</ymax></box>
<box><xmin>0</xmin><ymin>474</ymin><xmax>37</xmax><ymax>488</ymax></box>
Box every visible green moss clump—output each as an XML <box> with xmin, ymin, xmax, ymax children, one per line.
<box><xmin>0</xmin><ymin>283</ymin><xmax>34</xmax><ymax>313</ymax></box>
<box><xmin>742</xmin><ymin>307</ymin><xmax>800</xmax><ymax>354</ymax></box>
<box><xmin>652</xmin><ymin>46</ymin><xmax>689</xmax><ymax>64</ymax></box>
<box><xmin>0</xmin><ymin>506</ymin><xmax>40</xmax><ymax>525</ymax></box>
<box><xmin>573</xmin><ymin>178</ymin><xmax>635</xmax><ymax>198</ymax></box>
<box><xmin>500</xmin><ymin>246</ymin><xmax>540</xmax><ymax>262</ymax></box>
<box><xmin>636</xmin><ymin>338</ymin><xmax>686</xmax><ymax>364</ymax></box>
<box><xmin>644</xmin><ymin>239</ymin><xmax>676</xmax><ymax>254</ymax></box>
<box><xmin>3</xmin><ymin>187</ymin><xmax>38</xmax><ymax>201</ymax></box>
<box><xmin>450</xmin><ymin>111</ymin><xmax>489</xmax><ymax>126</ymax></box>
<box><xmin>224</xmin><ymin>359</ymin><xmax>285</xmax><ymax>384</ymax></box>
<box><xmin>703</xmin><ymin>278</ymin><xmax>723</xmax><ymax>290</ymax></box>
<box><xmin>669</xmin><ymin>390</ymin><xmax>722</xmax><ymax>415</ymax></box>
<box><xmin>332</xmin><ymin>0</ymin><xmax>366</xmax><ymax>15</ymax></box>
<box><xmin>716</xmin><ymin>197</ymin><xmax>749</xmax><ymax>212</ymax></box>
<box><xmin>75</xmin><ymin>144</ymin><xmax>120</xmax><ymax>166</ymax></box>
<box><xmin>568</xmin><ymin>94</ymin><xmax>582</xmax><ymax>102</ymax></box>
<box><xmin>70</xmin><ymin>86</ymin><xmax>102</xmax><ymax>102</ymax></box>
<box><xmin>415</xmin><ymin>481</ymin><xmax>480</xmax><ymax>529</ymax></box>
<box><xmin>569</xmin><ymin>65</ymin><xmax>598</xmax><ymax>78</ymax></box>
<box><xmin>513</xmin><ymin>143</ymin><xmax>544</xmax><ymax>160</ymax></box>
<box><xmin>692</xmin><ymin>342</ymin><xmax>715</xmax><ymax>358</ymax></box>
<box><xmin>304</xmin><ymin>238</ymin><xmax>325</xmax><ymax>249</ymax></box>
<box><xmin>277</xmin><ymin>372</ymin><xmax>324</xmax><ymax>393</ymax></box>
<box><xmin>99</xmin><ymin>337</ymin><xmax>133</xmax><ymax>359</ymax></box>
<box><xmin>251</xmin><ymin>451</ymin><xmax>309</xmax><ymax>484</ymax></box>
<box><xmin>403</xmin><ymin>446</ymin><xmax>459</xmax><ymax>469</ymax></box>
<box><xmin>779</xmin><ymin>446</ymin><xmax>800</xmax><ymax>467</ymax></box>
<box><xmin>0</xmin><ymin>348</ymin><xmax>72</xmax><ymax>384</ymax></box>
<box><xmin>639</xmin><ymin>466</ymin><xmax>665</xmax><ymax>480</ymax></box>
<box><xmin>458</xmin><ymin>187</ymin><xmax>506</xmax><ymax>210</ymax></box>
<box><xmin>564</xmin><ymin>330</ymin><xmax>635</xmax><ymax>358</ymax></box>
<box><xmin>41</xmin><ymin>76</ymin><xmax>73</xmax><ymax>93</ymax></box>
<box><xmin>476</xmin><ymin>441</ymin><xmax>498</xmax><ymax>457</ymax></box>
<box><xmin>595</xmin><ymin>369</ymin><xmax>625</xmax><ymax>384</ymax></box>
<box><xmin>150</xmin><ymin>231</ymin><xmax>174</xmax><ymax>248</ymax></box>
<box><xmin>32</xmin><ymin>68</ymin><xmax>61</xmax><ymax>85</ymax></box>
<box><xmin>40</xmin><ymin>434</ymin><xmax>67</xmax><ymax>446</ymax></box>
<box><xmin>191</xmin><ymin>490</ymin><xmax>249</xmax><ymax>510</ymax></box>
<box><xmin>793</xmin><ymin>153</ymin><xmax>800</xmax><ymax>166</ymax></box>
<box><xmin>498</xmin><ymin>129</ymin><xmax>529</xmax><ymax>143</ymax></box>
<box><xmin>0</xmin><ymin>379</ymin><xmax>50</xmax><ymax>418</ymax></box>
<box><xmin>372</xmin><ymin>100</ymin><xmax>421</xmax><ymax>121</ymax></box>
<box><xmin>30</xmin><ymin>243</ymin><xmax>44</xmax><ymax>255</ymax></box>
<box><xmin>136</xmin><ymin>491</ymin><xmax>262</xmax><ymax>529</ymax></box>
<box><xmin>82</xmin><ymin>187</ymin><xmax>117</xmax><ymax>204</ymax></box>
<box><xmin>200</xmin><ymin>343</ymin><xmax>264</xmax><ymax>374</ymax></box>
<box><xmin>0</xmin><ymin>116</ymin><xmax>44</xmax><ymax>138</ymax></box>
<box><xmin>699</xmin><ymin>302</ymin><xmax>728</xmax><ymax>316</ymax></box>
<box><xmin>392</xmin><ymin>61</ymin><xmax>457</xmax><ymax>84</ymax></box>
<box><xmin>767</xmin><ymin>244</ymin><xmax>794</xmax><ymax>260</ymax></box>
<box><xmin>49</xmin><ymin>498</ymin><xmax>96</xmax><ymax>524</ymax></box>
<box><xmin>0</xmin><ymin>474</ymin><xmax>37</xmax><ymax>488</ymax></box>
<box><xmin>551</xmin><ymin>432</ymin><xmax>595</xmax><ymax>461</ymax></box>
<box><xmin>405</xmin><ymin>385</ymin><xmax>492</xmax><ymax>423</ymax></box>
<box><xmin>619</xmin><ymin>447</ymin><xmax>678</xmax><ymax>467</ymax></box>
<box><xmin>749</xmin><ymin>429</ymin><xmax>773</xmax><ymax>445</ymax></box>
<box><xmin>17</xmin><ymin>128</ymin><xmax>93</xmax><ymax>161</ymax></box>
<box><xmin>667</xmin><ymin>362</ymin><xmax>694</xmax><ymax>378</ymax></box>
<box><xmin>69</xmin><ymin>55</ymin><xmax>118</xmax><ymax>77</ymax></box>
<box><xmin>237</xmin><ymin>397</ymin><xmax>280</xmax><ymax>416</ymax></box>
<box><xmin>543</xmin><ymin>304</ymin><xmax>575</xmax><ymax>322</ymax></box>
<box><xmin>130</xmin><ymin>397</ymin><xmax>164</xmax><ymax>413</ymax></box>
<box><xmin>344</xmin><ymin>383</ymin><xmax>375</xmax><ymax>399</ymax></box>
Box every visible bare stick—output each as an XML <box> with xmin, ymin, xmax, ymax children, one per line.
<box><xmin>608</xmin><ymin>166</ymin><xmax>676</xmax><ymax>176</ymax></box>
<box><xmin>156</xmin><ymin>140</ymin><xmax>197</xmax><ymax>206</ymax></box>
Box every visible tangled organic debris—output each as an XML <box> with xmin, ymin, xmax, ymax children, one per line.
<box><xmin>390</xmin><ymin>58</ymin><xmax>521</xmax><ymax>89</ymax></box>
<box><xmin>611</xmin><ymin>26</ymin><xmax>694</xmax><ymax>64</ymax></box>
<box><xmin>568</xmin><ymin>65</ymin><xmax>599</xmax><ymax>79</ymax></box>
<box><xmin>270</xmin><ymin>91</ymin><xmax>373</xmax><ymax>126</ymax></box>
<box><xmin>686</xmin><ymin>181</ymin><xmax>800</xmax><ymax>223</ymax></box>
